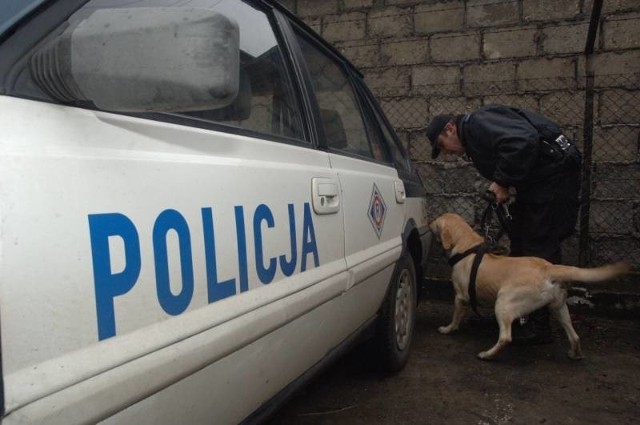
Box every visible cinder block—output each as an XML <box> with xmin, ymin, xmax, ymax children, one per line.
<box><xmin>431</xmin><ymin>32</ymin><xmax>481</xmax><ymax>62</ymax></box>
<box><xmin>322</xmin><ymin>13</ymin><xmax>366</xmax><ymax>42</ymax></box>
<box><xmin>425</xmin><ymin>190</ymin><xmax>477</xmax><ymax>224</ymax></box>
<box><xmin>540</xmin><ymin>91</ymin><xmax>585</xmax><ymax>127</ymax></box>
<box><xmin>386</xmin><ymin>0</ymin><xmax>421</xmax><ymax>5</ymax></box>
<box><xmin>589</xmin><ymin>201</ymin><xmax>634</xmax><ymax>235</ymax></box>
<box><xmin>483</xmin><ymin>28</ymin><xmax>538</xmax><ymax>59</ymax></box>
<box><xmin>598</xmin><ymin>89</ymin><xmax>640</xmax><ymax>124</ymax></box>
<box><xmin>601</xmin><ymin>0</ymin><xmax>640</xmax><ymax>14</ymax></box>
<box><xmin>463</xmin><ymin>62</ymin><xmax>517</xmax><ymax>96</ymax></box>
<box><xmin>542</xmin><ymin>23</ymin><xmax>589</xmax><ymax>55</ymax></box>
<box><xmin>517</xmin><ymin>58</ymin><xmax>577</xmax><ymax>91</ymax></box>
<box><xmin>603</xmin><ymin>13</ymin><xmax>640</xmax><ymax>50</ymax></box>
<box><xmin>380</xmin><ymin>97</ymin><xmax>430</xmax><ymax>129</ymax></box>
<box><xmin>415</xmin><ymin>162</ymin><xmax>445</xmax><ymax>194</ymax></box>
<box><xmin>443</xmin><ymin>164</ymin><xmax>481</xmax><ymax>194</ymax></box>
<box><xmin>296</xmin><ymin>0</ymin><xmax>338</xmax><ymax>17</ymax></box>
<box><xmin>441</xmin><ymin>195</ymin><xmax>477</xmax><ymax>223</ymax></box>
<box><xmin>523</xmin><ymin>0</ymin><xmax>580</xmax><ymax>21</ymax></box>
<box><xmin>482</xmin><ymin>95</ymin><xmax>539</xmax><ymax>112</ymax></box>
<box><xmin>415</xmin><ymin>3</ymin><xmax>464</xmax><ymax>34</ymax></box>
<box><xmin>593</xmin><ymin>164</ymin><xmax>640</xmax><ymax>199</ymax></box>
<box><xmin>381</xmin><ymin>39</ymin><xmax>429</xmax><ymax>66</ymax></box>
<box><xmin>429</xmin><ymin>97</ymin><xmax>482</xmax><ymax>117</ymax></box>
<box><xmin>592</xmin><ymin>126</ymin><xmax>639</xmax><ymax>162</ymax></box>
<box><xmin>365</xmin><ymin>67</ymin><xmax>411</xmax><ymax>97</ymax></box>
<box><xmin>467</xmin><ymin>1</ymin><xmax>519</xmax><ymax>27</ymax></box>
<box><xmin>337</xmin><ymin>41</ymin><xmax>380</xmax><ymax>68</ymax></box>
<box><xmin>408</xmin><ymin>130</ymin><xmax>431</xmax><ymax>163</ymax></box>
<box><xmin>412</xmin><ymin>65</ymin><xmax>461</xmax><ymax>96</ymax></box>
<box><xmin>588</xmin><ymin>51</ymin><xmax>640</xmax><ymax>77</ymax></box>
<box><xmin>343</xmin><ymin>0</ymin><xmax>375</xmax><ymax>10</ymax></box>
<box><xmin>368</xmin><ymin>7</ymin><xmax>413</xmax><ymax>38</ymax></box>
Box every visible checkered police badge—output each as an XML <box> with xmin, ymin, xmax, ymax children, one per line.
<box><xmin>368</xmin><ymin>183</ymin><xmax>387</xmax><ymax>238</ymax></box>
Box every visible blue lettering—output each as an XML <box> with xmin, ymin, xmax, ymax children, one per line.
<box><xmin>300</xmin><ymin>202</ymin><xmax>319</xmax><ymax>272</ymax></box>
<box><xmin>153</xmin><ymin>209</ymin><xmax>194</xmax><ymax>315</ymax></box>
<box><xmin>88</xmin><ymin>213</ymin><xmax>141</xmax><ymax>341</ymax></box>
<box><xmin>234</xmin><ymin>206</ymin><xmax>249</xmax><ymax>292</ymax></box>
<box><xmin>254</xmin><ymin>204</ymin><xmax>277</xmax><ymax>284</ymax></box>
<box><xmin>279</xmin><ymin>203</ymin><xmax>297</xmax><ymax>276</ymax></box>
<box><xmin>202</xmin><ymin>208</ymin><xmax>236</xmax><ymax>302</ymax></box>
<box><xmin>89</xmin><ymin>202</ymin><xmax>322</xmax><ymax>340</ymax></box>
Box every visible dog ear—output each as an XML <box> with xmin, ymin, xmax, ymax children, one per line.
<box><xmin>440</xmin><ymin>224</ymin><xmax>453</xmax><ymax>250</ymax></box>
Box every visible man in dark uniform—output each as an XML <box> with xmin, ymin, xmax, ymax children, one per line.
<box><xmin>426</xmin><ymin>104</ymin><xmax>582</xmax><ymax>344</ymax></box>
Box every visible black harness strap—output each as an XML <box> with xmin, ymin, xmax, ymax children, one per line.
<box><xmin>447</xmin><ymin>243</ymin><xmax>487</xmax><ymax>316</ymax></box>
<box><xmin>468</xmin><ymin>245</ymin><xmax>490</xmax><ymax>316</ymax></box>
<box><xmin>448</xmin><ymin>245</ymin><xmax>481</xmax><ymax>267</ymax></box>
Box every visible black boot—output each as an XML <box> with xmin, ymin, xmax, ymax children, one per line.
<box><xmin>512</xmin><ymin>308</ymin><xmax>553</xmax><ymax>346</ymax></box>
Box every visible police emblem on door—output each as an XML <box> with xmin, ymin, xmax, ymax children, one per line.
<box><xmin>368</xmin><ymin>183</ymin><xmax>387</xmax><ymax>239</ymax></box>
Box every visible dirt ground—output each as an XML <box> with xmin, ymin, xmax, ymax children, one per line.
<box><xmin>265</xmin><ymin>299</ymin><xmax>640</xmax><ymax>425</ymax></box>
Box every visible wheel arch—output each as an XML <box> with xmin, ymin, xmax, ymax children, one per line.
<box><xmin>402</xmin><ymin>218</ymin><xmax>424</xmax><ymax>301</ymax></box>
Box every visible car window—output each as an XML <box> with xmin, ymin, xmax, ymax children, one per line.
<box><xmin>356</xmin><ymin>92</ymin><xmax>393</xmax><ymax>164</ymax></box>
<box><xmin>295</xmin><ymin>33</ymin><xmax>376</xmax><ymax>159</ymax></box>
<box><xmin>372</xmin><ymin>103</ymin><xmax>412</xmax><ymax>171</ymax></box>
<box><xmin>58</xmin><ymin>0</ymin><xmax>305</xmax><ymax>141</ymax></box>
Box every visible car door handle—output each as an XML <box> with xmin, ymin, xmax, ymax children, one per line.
<box><xmin>312</xmin><ymin>177</ymin><xmax>340</xmax><ymax>214</ymax></box>
<box><xmin>394</xmin><ymin>180</ymin><xmax>406</xmax><ymax>204</ymax></box>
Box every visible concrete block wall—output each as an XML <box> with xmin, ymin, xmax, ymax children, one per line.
<box><xmin>279</xmin><ymin>0</ymin><xmax>640</xmax><ymax>281</ymax></box>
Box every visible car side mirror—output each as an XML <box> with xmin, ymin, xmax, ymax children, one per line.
<box><xmin>30</xmin><ymin>8</ymin><xmax>240</xmax><ymax>113</ymax></box>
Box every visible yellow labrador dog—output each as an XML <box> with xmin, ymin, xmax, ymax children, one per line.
<box><xmin>430</xmin><ymin>213</ymin><xmax>630</xmax><ymax>361</ymax></box>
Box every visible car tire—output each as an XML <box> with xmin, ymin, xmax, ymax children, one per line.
<box><xmin>374</xmin><ymin>252</ymin><xmax>417</xmax><ymax>373</ymax></box>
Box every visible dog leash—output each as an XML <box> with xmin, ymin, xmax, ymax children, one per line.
<box><xmin>480</xmin><ymin>190</ymin><xmax>512</xmax><ymax>245</ymax></box>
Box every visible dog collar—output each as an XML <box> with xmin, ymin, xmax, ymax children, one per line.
<box><xmin>448</xmin><ymin>244</ymin><xmax>483</xmax><ymax>267</ymax></box>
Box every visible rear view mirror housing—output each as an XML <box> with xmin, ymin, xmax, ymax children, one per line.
<box><xmin>30</xmin><ymin>8</ymin><xmax>240</xmax><ymax>112</ymax></box>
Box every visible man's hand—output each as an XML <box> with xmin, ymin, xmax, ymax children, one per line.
<box><xmin>489</xmin><ymin>182</ymin><xmax>510</xmax><ymax>204</ymax></box>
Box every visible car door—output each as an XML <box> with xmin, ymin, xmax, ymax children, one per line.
<box><xmin>0</xmin><ymin>1</ymin><xmax>350</xmax><ymax>423</ymax></box>
<box><xmin>293</xmin><ymin>32</ymin><xmax>406</xmax><ymax>324</ymax></box>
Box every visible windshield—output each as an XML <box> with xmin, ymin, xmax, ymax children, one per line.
<box><xmin>0</xmin><ymin>0</ymin><xmax>46</xmax><ymax>36</ymax></box>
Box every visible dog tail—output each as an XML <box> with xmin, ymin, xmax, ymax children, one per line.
<box><xmin>548</xmin><ymin>262</ymin><xmax>631</xmax><ymax>283</ymax></box>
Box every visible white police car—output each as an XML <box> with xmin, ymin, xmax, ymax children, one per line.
<box><xmin>0</xmin><ymin>1</ymin><xmax>431</xmax><ymax>423</ymax></box>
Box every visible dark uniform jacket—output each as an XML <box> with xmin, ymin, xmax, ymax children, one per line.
<box><xmin>455</xmin><ymin>104</ymin><xmax>580</xmax><ymax>201</ymax></box>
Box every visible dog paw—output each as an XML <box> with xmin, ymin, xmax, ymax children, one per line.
<box><xmin>477</xmin><ymin>351</ymin><xmax>494</xmax><ymax>361</ymax></box>
<box><xmin>438</xmin><ymin>326</ymin><xmax>451</xmax><ymax>334</ymax></box>
<box><xmin>567</xmin><ymin>350</ymin><xmax>584</xmax><ymax>361</ymax></box>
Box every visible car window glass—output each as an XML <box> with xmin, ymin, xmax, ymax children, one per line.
<box><xmin>295</xmin><ymin>34</ymin><xmax>374</xmax><ymax>158</ymax></box>
<box><xmin>357</xmin><ymin>94</ymin><xmax>392</xmax><ymax>164</ymax></box>
<box><xmin>73</xmin><ymin>0</ymin><xmax>304</xmax><ymax>140</ymax></box>
<box><xmin>372</xmin><ymin>105</ymin><xmax>412</xmax><ymax>171</ymax></box>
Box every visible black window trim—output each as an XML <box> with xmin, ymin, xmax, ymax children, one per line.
<box><xmin>348</xmin><ymin>70</ymin><xmax>397</xmax><ymax>166</ymax></box>
<box><xmin>269</xmin><ymin>7</ymin><xmax>322</xmax><ymax>149</ymax></box>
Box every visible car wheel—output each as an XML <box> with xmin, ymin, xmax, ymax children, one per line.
<box><xmin>375</xmin><ymin>252</ymin><xmax>417</xmax><ymax>373</ymax></box>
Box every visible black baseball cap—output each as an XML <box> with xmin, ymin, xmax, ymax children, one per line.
<box><xmin>426</xmin><ymin>114</ymin><xmax>454</xmax><ymax>158</ymax></box>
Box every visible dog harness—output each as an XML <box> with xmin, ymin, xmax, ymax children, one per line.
<box><xmin>448</xmin><ymin>243</ymin><xmax>488</xmax><ymax>316</ymax></box>
<box><xmin>447</xmin><ymin>193</ymin><xmax>512</xmax><ymax>316</ymax></box>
